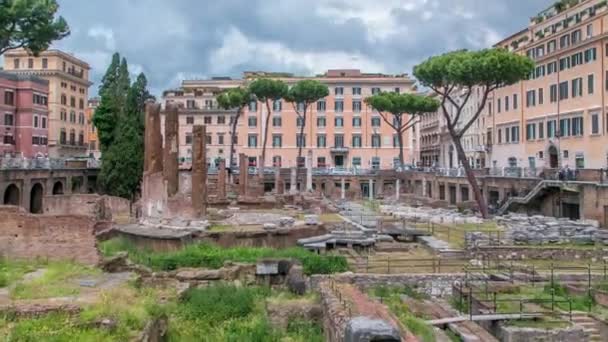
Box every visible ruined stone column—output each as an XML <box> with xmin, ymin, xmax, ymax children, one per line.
<box><xmin>396</xmin><ymin>179</ymin><xmax>400</xmax><ymax>200</ymax></box>
<box><xmin>192</xmin><ymin>125</ymin><xmax>207</xmax><ymax>217</ymax></box>
<box><xmin>306</xmin><ymin>150</ymin><xmax>313</xmax><ymax>192</ymax></box>
<box><xmin>239</xmin><ymin>153</ymin><xmax>248</xmax><ymax>196</ymax></box>
<box><xmin>341</xmin><ymin>178</ymin><xmax>346</xmax><ymax>200</ymax></box>
<box><xmin>290</xmin><ymin>167</ymin><xmax>297</xmax><ymax>194</ymax></box>
<box><xmin>456</xmin><ymin>183</ymin><xmax>463</xmax><ymax>203</ymax></box>
<box><xmin>275</xmin><ymin>166</ymin><xmax>283</xmax><ymax>194</ymax></box>
<box><xmin>422</xmin><ymin>178</ymin><xmax>428</xmax><ymax>198</ymax></box>
<box><xmin>164</xmin><ymin>104</ymin><xmax>179</xmax><ymax>197</ymax></box>
<box><xmin>144</xmin><ymin>103</ymin><xmax>163</xmax><ymax>174</ymax></box>
<box><xmin>218</xmin><ymin>159</ymin><xmax>226</xmax><ymax>201</ymax></box>
<box><xmin>368</xmin><ymin>179</ymin><xmax>374</xmax><ymax>201</ymax></box>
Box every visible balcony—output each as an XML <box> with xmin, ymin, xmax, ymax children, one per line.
<box><xmin>67</xmin><ymin>68</ymin><xmax>84</xmax><ymax>79</ymax></box>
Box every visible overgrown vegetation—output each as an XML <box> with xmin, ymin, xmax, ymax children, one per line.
<box><xmin>169</xmin><ymin>285</ymin><xmax>323</xmax><ymax>341</ymax></box>
<box><xmin>369</xmin><ymin>286</ymin><xmax>435</xmax><ymax>342</ymax></box>
<box><xmin>100</xmin><ymin>237</ymin><xmax>349</xmax><ymax>275</ymax></box>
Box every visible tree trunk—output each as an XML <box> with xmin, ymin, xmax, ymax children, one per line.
<box><xmin>397</xmin><ymin>130</ymin><xmax>405</xmax><ymax>168</ymax></box>
<box><xmin>228</xmin><ymin>109</ymin><xmax>242</xmax><ymax>175</ymax></box>
<box><xmin>295</xmin><ymin>106</ymin><xmax>307</xmax><ymax>192</ymax></box>
<box><xmin>452</xmin><ymin>136</ymin><xmax>489</xmax><ymax>218</ymax></box>
<box><xmin>260</xmin><ymin>100</ymin><xmax>272</xmax><ymax>177</ymax></box>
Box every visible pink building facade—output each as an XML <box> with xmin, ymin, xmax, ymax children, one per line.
<box><xmin>162</xmin><ymin>70</ymin><xmax>418</xmax><ymax>170</ymax></box>
<box><xmin>0</xmin><ymin>71</ymin><xmax>49</xmax><ymax>158</ymax></box>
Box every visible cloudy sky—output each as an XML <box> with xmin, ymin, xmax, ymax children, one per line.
<box><xmin>49</xmin><ymin>0</ymin><xmax>551</xmax><ymax>96</ymax></box>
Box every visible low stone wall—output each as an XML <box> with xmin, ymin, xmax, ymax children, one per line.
<box><xmin>469</xmin><ymin>246</ymin><xmax>608</xmax><ymax>261</ymax></box>
<box><xmin>200</xmin><ymin>225</ymin><xmax>328</xmax><ymax>249</ymax></box>
<box><xmin>44</xmin><ymin>194</ymin><xmax>131</xmax><ymax>222</ymax></box>
<box><xmin>0</xmin><ymin>205</ymin><xmax>101</xmax><ymax>265</ymax></box>
<box><xmin>312</xmin><ymin>273</ymin><xmax>464</xmax><ymax>298</ymax></box>
<box><xmin>497</xmin><ymin>324</ymin><xmax>585</xmax><ymax>342</ymax></box>
<box><xmin>318</xmin><ymin>282</ymin><xmax>350</xmax><ymax>342</ymax></box>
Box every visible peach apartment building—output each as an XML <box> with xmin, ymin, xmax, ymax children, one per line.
<box><xmin>488</xmin><ymin>0</ymin><xmax>608</xmax><ymax>170</ymax></box>
<box><xmin>3</xmin><ymin>49</ymin><xmax>92</xmax><ymax>158</ymax></box>
<box><xmin>86</xmin><ymin>97</ymin><xmax>100</xmax><ymax>159</ymax></box>
<box><xmin>162</xmin><ymin>69</ymin><xmax>418</xmax><ymax>170</ymax></box>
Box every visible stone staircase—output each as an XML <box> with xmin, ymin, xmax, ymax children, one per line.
<box><xmin>496</xmin><ymin>180</ymin><xmax>578</xmax><ymax>216</ymax></box>
<box><xmin>568</xmin><ymin>312</ymin><xmax>602</xmax><ymax>341</ymax></box>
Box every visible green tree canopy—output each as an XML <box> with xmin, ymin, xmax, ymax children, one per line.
<box><xmin>284</xmin><ymin>80</ymin><xmax>329</xmax><ymax>108</ymax></box>
<box><xmin>413</xmin><ymin>48</ymin><xmax>533</xmax><ymax>218</ymax></box>
<box><xmin>0</xmin><ymin>0</ymin><xmax>70</xmax><ymax>55</ymax></box>
<box><xmin>365</xmin><ymin>92</ymin><xmax>439</xmax><ymax>166</ymax></box>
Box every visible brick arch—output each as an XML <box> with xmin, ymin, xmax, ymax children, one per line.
<box><xmin>52</xmin><ymin>181</ymin><xmax>64</xmax><ymax>195</ymax></box>
<box><xmin>3</xmin><ymin>184</ymin><xmax>20</xmax><ymax>206</ymax></box>
<box><xmin>30</xmin><ymin>182</ymin><xmax>44</xmax><ymax>214</ymax></box>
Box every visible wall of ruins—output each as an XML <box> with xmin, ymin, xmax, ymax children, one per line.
<box><xmin>200</xmin><ymin>225</ymin><xmax>328</xmax><ymax>249</ymax></box>
<box><xmin>43</xmin><ymin>194</ymin><xmax>131</xmax><ymax>222</ymax></box>
<box><xmin>0</xmin><ymin>205</ymin><xmax>101</xmax><ymax>265</ymax></box>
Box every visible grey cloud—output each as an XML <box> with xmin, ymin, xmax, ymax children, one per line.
<box><xmin>53</xmin><ymin>0</ymin><xmax>552</xmax><ymax>96</ymax></box>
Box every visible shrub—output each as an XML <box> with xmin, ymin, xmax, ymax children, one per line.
<box><xmin>179</xmin><ymin>285</ymin><xmax>266</xmax><ymax>321</ymax></box>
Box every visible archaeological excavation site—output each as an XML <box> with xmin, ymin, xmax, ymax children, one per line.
<box><xmin>3</xmin><ymin>101</ymin><xmax>608</xmax><ymax>342</ymax></box>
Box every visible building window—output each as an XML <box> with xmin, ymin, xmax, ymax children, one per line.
<box><xmin>335</xmin><ymin>117</ymin><xmax>344</xmax><ymax>127</ymax></box>
<box><xmin>34</xmin><ymin>115</ymin><xmax>39</xmax><ymax>128</ymax></box>
<box><xmin>217</xmin><ymin>116</ymin><xmax>225</xmax><ymax>124</ymax></box>
<box><xmin>371</xmin><ymin>157</ymin><xmax>380</xmax><ymax>169</ymax></box>
<box><xmin>248</xmin><ymin>101</ymin><xmax>257</xmax><ymax>112</ymax></box>
<box><xmin>296</xmin><ymin>117</ymin><xmax>304</xmax><ymax>127</ymax></box>
<box><xmin>248</xmin><ymin>116</ymin><xmax>257</xmax><ymax>127</ymax></box>
<box><xmin>186</xmin><ymin>116</ymin><xmax>194</xmax><ymax>124</ymax></box>
<box><xmin>60</xmin><ymin>129</ymin><xmax>66</xmax><ymax>144</ymax></box>
<box><xmin>272</xmin><ymin>134</ymin><xmax>282</xmax><ymax>147</ymax></box>
<box><xmin>592</xmin><ymin>113</ymin><xmax>600</xmax><ymax>134</ymax></box>
<box><xmin>526</xmin><ymin>123</ymin><xmax>536</xmax><ymax>141</ymax></box>
<box><xmin>206</xmin><ymin>134</ymin><xmax>212</xmax><ymax>145</ymax></box>
<box><xmin>352</xmin><ymin>134</ymin><xmax>362</xmax><ymax>147</ymax></box>
<box><xmin>296</xmin><ymin>134</ymin><xmax>306</xmax><ymax>148</ymax></box>
<box><xmin>42</xmin><ymin>117</ymin><xmax>47</xmax><ymax>129</ymax></box>
<box><xmin>13</xmin><ymin>59</ymin><xmax>19</xmax><ymax>69</ymax></box>
<box><xmin>352</xmin><ymin>117</ymin><xmax>362</xmax><ymax>127</ymax></box>
<box><xmin>559</xmin><ymin>81</ymin><xmax>569</xmax><ymax>100</ymax></box>
<box><xmin>371</xmin><ymin>117</ymin><xmax>381</xmax><ymax>127</ymax></box>
<box><xmin>186</xmin><ymin>100</ymin><xmax>196</xmax><ymax>109</ymax></box>
<box><xmin>352</xmin><ymin>157</ymin><xmax>362</xmax><ymax>167</ymax></box>
<box><xmin>497</xmin><ymin>98</ymin><xmax>501</xmax><ymax>113</ymax></box>
<box><xmin>511</xmin><ymin>126</ymin><xmax>519</xmax><ymax>143</ymax></box>
<box><xmin>588</xmin><ymin>74</ymin><xmax>594</xmax><ymax>95</ymax></box>
<box><xmin>352</xmin><ymin>100</ymin><xmax>362</xmax><ymax>112</ymax></box>
<box><xmin>549</xmin><ymin>84</ymin><xmax>557</xmax><ymax>103</ymax></box>
<box><xmin>272</xmin><ymin>116</ymin><xmax>282</xmax><ymax>127</ymax></box>
<box><xmin>218</xmin><ymin>134</ymin><xmax>224</xmax><ymax>145</ymax></box>
<box><xmin>317</xmin><ymin>117</ymin><xmax>326</xmax><ymax>127</ymax></box>
<box><xmin>334</xmin><ymin>134</ymin><xmax>344</xmax><ymax>148</ymax></box>
<box><xmin>317</xmin><ymin>134</ymin><xmax>326</xmax><ymax>147</ymax></box>
<box><xmin>273</xmin><ymin>156</ymin><xmax>282</xmax><ymax>167</ymax></box>
<box><xmin>538</xmin><ymin>88</ymin><xmax>544</xmax><ymax>105</ymax></box>
<box><xmin>4</xmin><ymin>114</ymin><xmax>14</xmax><ymax>126</ymax></box>
<box><xmin>69</xmin><ymin>129</ymin><xmax>75</xmax><ymax>145</ymax></box>
<box><xmin>33</xmin><ymin>94</ymin><xmax>47</xmax><ymax>105</ymax></box>
<box><xmin>547</xmin><ymin>120</ymin><xmax>556</xmax><ymax>138</ymax></box>
<box><xmin>371</xmin><ymin>134</ymin><xmax>381</xmax><ymax>147</ymax></box>
<box><xmin>352</xmin><ymin>87</ymin><xmax>361</xmax><ymax>95</ymax></box>
<box><xmin>79</xmin><ymin>131</ymin><xmax>84</xmax><ymax>146</ymax></box>
<box><xmin>70</xmin><ymin>96</ymin><xmax>76</xmax><ymax>107</ymax></box>
<box><xmin>334</xmin><ymin>87</ymin><xmax>344</xmax><ymax>96</ymax></box>
<box><xmin>587</xmin><ymin>24</ymin><xmax>593</xmax><ymax>38</ymax></box>
<box><xmin>571</xmin><ymin>117</ymin><xmax>584</xmax><ymax>136</ymax></box>
<box><xmin>572</xmin><ymin>77</ymin><xmax>583</xmax><ymax>98</ymax></box>
<box><xmin>248</xmin><ymin>134</ymin><xmax>258</xmax><ymax>147</ymax></box>
<box><xmin>4</xmin><ymin>91</ymin><xmax>14</xmax><ymax>106</ymax></box>
<box><xmin>42</xmin><ymin>58</ymin><xmax>48</xmax><ymax>69</ymax></box>
<box><xmin>560</xmin><ymin>34</ymin><xmax>570</xmax><ymax>49</ymax></box>
<box><xmin>317</xmin><ymin>157</ymin><xmax>326</xmax><ymax>168</ymax></box>
<box><xmin>575</xmin><ymin>153</ymin><xmax>585</xmax><ymax>168</ymax></box>
<box><xmin>513</xmin><ymin>94</ymin><xmax>518</xmax><ymax>109</ymax></box>
<box><xmin>272</xmin><ymin>100</ymin><xmax>282</xmax><ymax>112</ymax></box>
<box><xmin>394</xmin><ymin>87</ymin><xmax>400</xmax><ymax>94</ymax></box>
<box><xmin>334</xmin><ymin>100</ymin><xmax>344</xmax><ymax>113</ymax></box>
<box><xmin>185</xmin><ymin>133</ymin><xmax>193</xmax><ymax>145</ymax></box>
<box><xmin>498</xmin><ymin>129</ymin><xmax>502</xmax><ymax>143</ymax></box>
<box><xmin>526</xmin><ymin>90</ymin><xmax>536</xmax><ymax>107</ymax></box>
<box><xmin>559</xmin><ymin>118</ymin><xmax>571</xmax><ymax>137</ymax></box>
<box><xmin>371</xmin><ymin>87</ymin><xmax>381</xmax><ymax>95</ymax></box>
<box><xmin>317</xmin><ymin>100</ymin><xmax>326</xmax><ymax>112</ymax></box>
<box><xmin>505</xmin><ymin>96</ymin><xmax>509</xmax><ymax>111</ymax></box>
<box><xmin>204</xmin><ymin>116</ymin><xmax>212</xmax><ymax>124</ymax></box>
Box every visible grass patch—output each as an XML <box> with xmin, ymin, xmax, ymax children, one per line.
<box><xmin>1</xmin><ymin>284</ymin><xmax>166</xmax><ymax>341</ymax></box>
<box><xmin>10</xmin><ymin>262</ymin><xmax>100</xmax><ymax>300</ymax></box>
<box><xmin>369</xmin><ymin>286</ymin><xmax>435</xmax><ymax>342</ymax></box>
<box><xmin>207</xmin><ymin>224</ymin><xmax>234</xmax><ymax>232</ymax></box>
<box><xmin>0</xmin><ymin>259</ymin><xmax>38</xmax><ymax>288</ymax></box>
<box><xmin>100</xmin><ymin>237</ymin><xmax>348</xmax><ymax>275</ymax></box>
<box><xmin>169</xmin><ymin>284</ymin><xmax>323</xmax><ymax>342</ymax></box>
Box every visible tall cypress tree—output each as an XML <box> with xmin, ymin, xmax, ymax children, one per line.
<box><xmin>93</xmin><ymin>53</ymin><xmax>121</xmax><ymax>151</ymax></box>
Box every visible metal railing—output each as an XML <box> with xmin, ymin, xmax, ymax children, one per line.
<box><xmin>0</xmin><ymin>157</ymin><xmax>100</xmax><ymax>170</ymax></box>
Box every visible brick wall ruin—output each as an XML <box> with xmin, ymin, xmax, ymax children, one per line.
<box><xmin>0</xmin><ymin>206</ymin><xmax>101</xmax><ymax>265</ymax></box>
<box><xmin>43</xmin><ymin>194</ymin><xmax>131</xmax><ymax>222</ymax></box>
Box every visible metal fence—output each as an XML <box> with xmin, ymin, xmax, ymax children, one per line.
<box><xmin>0</xmin><ymin>157</ymin><xmax>101</xmax><ymax>170</ymax></box>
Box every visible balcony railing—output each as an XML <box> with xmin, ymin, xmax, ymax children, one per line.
<box><xmin>0</xmin><ymin>157</ymin><xmax>100</xmax><ymax>170</ymax></box>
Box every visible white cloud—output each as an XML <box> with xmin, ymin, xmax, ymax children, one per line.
<box><xmin>87</xmin><ymin>26</ymin><xmax>116</xmax><ymax>50</ymax></box>
<box><xmin>209</xmin><ymin>27</ymin><xmax>386</xmax><ymax>75</ymax></box>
